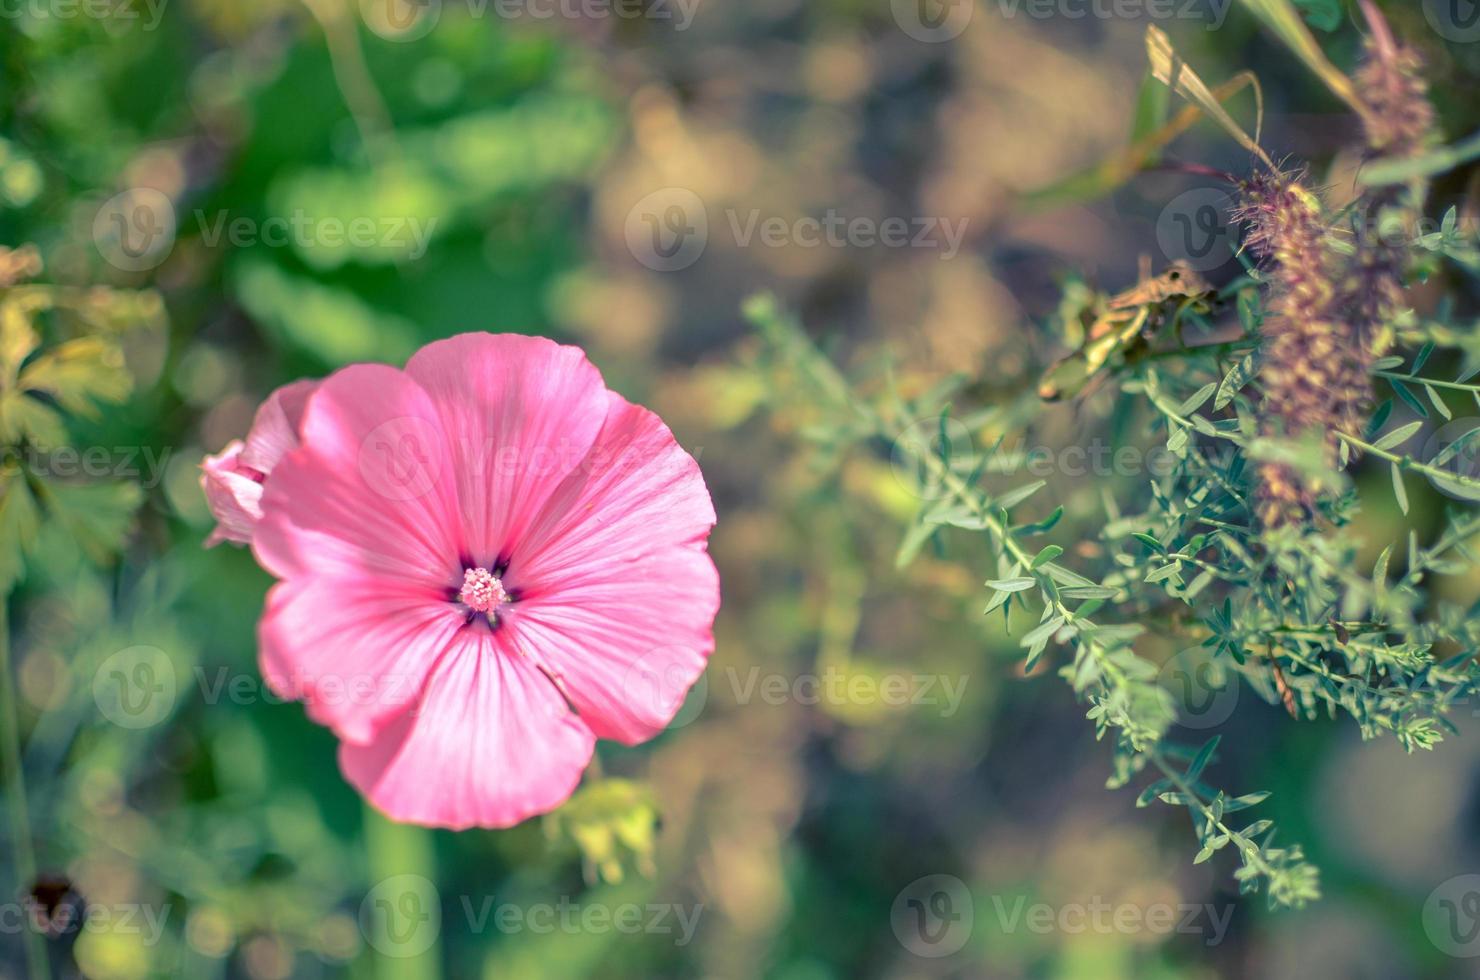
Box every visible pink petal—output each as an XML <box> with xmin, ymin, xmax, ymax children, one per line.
<box><xmin>200</xmin><ymin>441</ymin><xmax>263</xmax><ymax>547</ymax></box>
<box><xmin>513</xmin><ymin>393</ymin><xmax>717</xmax><ymax>583</ymax></box>
<box><xmin>252</xmin><ymin>363</ymin><xmax>465</xmax><ymax>591</ymax></box>
<box><xmin>259</xmin><ymin>578</ymin><xmax>465</xmax><ymax>745</ymax></box>
<box><xmin>505</xmin><ymin>548</ymin><xmax>718</xmax><ymax>744</ymax></box>
<box><xmin>339</xmin><ymin>628</ymin><xmax>595</xmax><ymax>830</ymax></box>
<box><xmin>239</xmin><ymin>379</ymin><xmax>319</xmax><ymax>474</ymax></box>
<box><xmin>502</xmin><ymin>395</ymin><xmax>719</xmax><ymax>743</ymax></box>
<box><xmin>403</xmin><ymin>334</ymin><xmax>611</xmax><ymax>569</ymax></box>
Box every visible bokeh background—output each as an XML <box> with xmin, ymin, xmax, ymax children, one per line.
<box><xmin>4</xmin><ymin>0</ymin><xmax>1480</xmax><ymax>977</ymax></box>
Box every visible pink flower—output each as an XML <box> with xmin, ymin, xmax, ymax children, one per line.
<box><xmin>241</xmin><ymin>334</ymin><xmax>718</xmax><ymax>829</ymax></box>
<box><xmin>200</xmin><ymin>380</ymin><xmax>319</xmax><ymax>546</ymax></box>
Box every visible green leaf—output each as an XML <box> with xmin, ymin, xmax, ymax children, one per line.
<box><xmin>1145</xmin><ymin>562</ymin><xmax>1183</xmax><ymax>584</ymax></box>
<box><xmin>1391</xmin><ymin>462</ymin><xmax>1410</xmax><ymax>516</ymax></box>
<box><xmin>1359</xmin><ymin>129</ymin><xmax>1480</xmax><ymax>187</ymax></box>
<box><xmin>1372</xmin><ymin>420</ymin><xmax>1423</xmax><ymax>452</ymax></box>
<box><xmin>0</xmin><ymin>392</ymin><xmax>66</xmax><ymax>446</ymax></box>
<box><xmin>1061</xmin><ymin>585</ymin><xmax>1117</xmax><ymax>600</ymax></box>
<box><xmin>1412</xmin><ymin>341</ymin><xmax>1436</xmax><ymax>375</ymax></box>
<box><xmin>1186</xmin><ymin>735</ymin><xmax>1221</xmax><ymax>783</ymax></box>
<box><xmin>985</xmin><ymin>577</ymin><xmax>1037</xmax><ymax>593</ymax></box>
<box><xmin>1223</xmin><ymin>791</ymin><xmax>1271</xmax><ymax>813</ymax></box>
<box><xmin>995</xmin><ymin>480</ymin><xmax>1046</xmax><ymax>510</ymax></box>
<box><xmin>1390</xmin><ymin>378</ymin><xmax>1430</xmax><ymax>419</ymax></box>
<box><xmin>895</xmin><ymin>518</ymin><xmax>938</xmax><ymax>570</ymax></box>
<box><xmin>1015</xmin><ymin>506</ymin><xmax>1064</xmax><ymax>535</ymax></box>
<box><xmin>0</xmin><ymin>469</ymin><xmax>39</xmax><ymax>593</ymax></box>
<box><xmin>1132</xmin><ymin>532</ymin><xmax>1166</xmax><ymax>554</ymax></box>
<box><xmin>1020</xmin><ymin>614</ymin><xmax>1066</xmax><ymax>649</ymax></box>
<box><xmin>1137</xmin><ymin>779</ymin><xmax>1173</xmax><ymax>808</ymax></box>
<box><xmin>17</xmin><ymin>336</ymin><xmax>131</xmax><ymax>416</ymax></box>
<box><xmin>1179</xmin><ymin>383</ymin><xmax>1218</xmax><ymax>416</ymax></box>
<box><xmin>1145</xmin><ymin>26</ymin><xmax>1273</xmax><ymax>169</ymax></box>
<box><xmin>1215</xmin><ymin>352</ymin><xmax>1259</xmax><ymax>410</ymax></box>
<box><xmin>36</xmin><ymin>479</ymin><xmax>143</xmax><ymax>562</ymax></box>
<box><xmin>1238</xmin><ymin>0</ymin><xmax>1364</xmax><ymax>117</ymax></box>
<box><xmin>1426</xmin><ymin>384</ymin><xmax>1453</xmax><ymax>421</ymax></box>
<box><xmin>1030</xmin><ymin>545</ymin><xmax>1064</xmax><ymax>569</ymax></box>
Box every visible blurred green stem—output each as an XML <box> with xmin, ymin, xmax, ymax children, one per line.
<box><xmin>0</xmin><ymin>598</ymin><xmax>49</xmax><ymax>980</ymax></box>
<box><xmin>300</xmin><ymin>0</ymin><xmax>399</xmax><ymax>169</ymax></box>
<box><xmin>365</xmin><ymin>806</ymin><xmax>442</xmax><ymax>980</ymax></box>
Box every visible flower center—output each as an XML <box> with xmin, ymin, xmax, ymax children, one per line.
<box><xmin>458</xmin><ymin>567</ymin><xmax>508</xmax><ymax>614</ymax></box>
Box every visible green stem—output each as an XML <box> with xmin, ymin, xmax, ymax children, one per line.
<box><xmin>0</xmin><ymin>598</ymin><xmax>48</xmax><ymax>980</ymax></box>
<box><xmin>1149</xmin><ymin>750</ymin><xmax>1277</xmax><ymax>879</ymax></box>
<box><xmin>1336</xmin><ymin>429</ymin><xmax>1480</xmax><ymax>493</ymax></box>
<box><xmin>1376</xmin><ymin>370</ymin><xmax>1480</xmax><ymax>393</ymax></box>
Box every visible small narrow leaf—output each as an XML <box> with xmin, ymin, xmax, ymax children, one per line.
<box><xmin>1391</xmin><ymin>462</ymin><xmax>1410</xmax><ymax>515</ymax></box>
